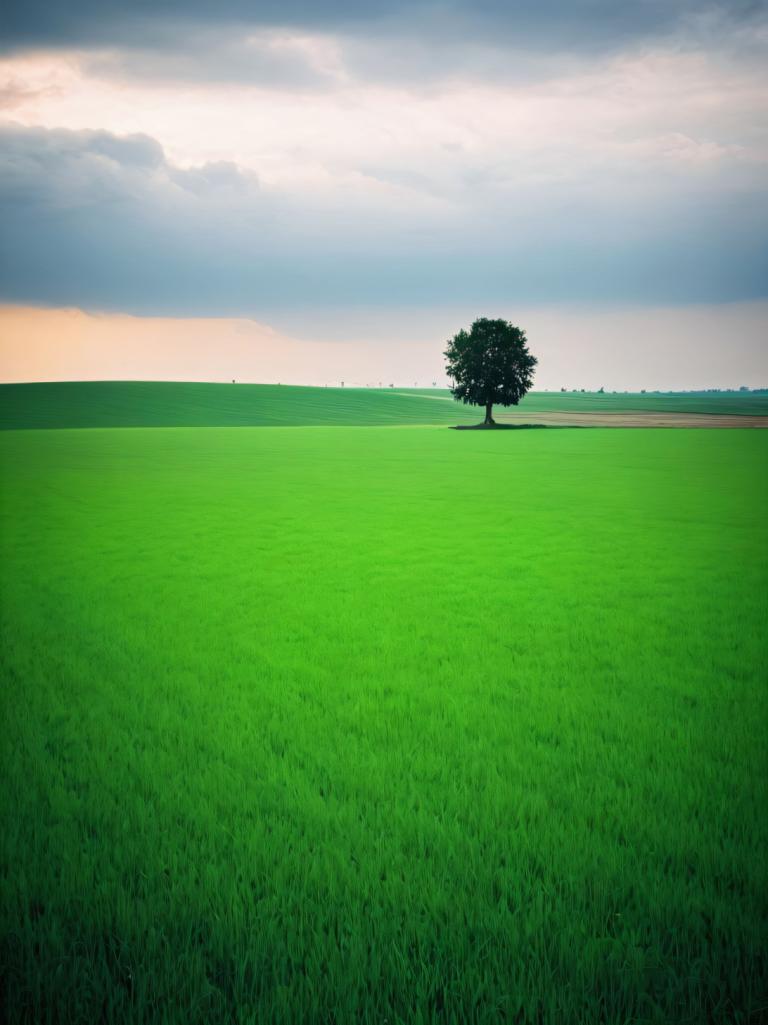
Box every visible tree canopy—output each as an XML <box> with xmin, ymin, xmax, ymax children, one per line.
<box><xmin>444</xmin><ymin>318</ymin><xmax>537</xmax><ymax>425</ymax></box>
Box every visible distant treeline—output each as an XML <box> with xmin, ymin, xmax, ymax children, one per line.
<box><xmin>554</xmin><ymin>387</ymin><xmax>767</xmax><ymax>395</ymax></box>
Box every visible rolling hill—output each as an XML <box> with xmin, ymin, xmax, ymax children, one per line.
<box><xmin>2</xmin><ymin>381</ymin><xmax>767</xmax><ymax>430</ymax></box>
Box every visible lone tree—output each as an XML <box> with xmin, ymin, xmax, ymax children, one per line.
<box><xmin>444</xmin><ymin>318</ymin><xmax>537</xmax><ymax>425</ymax></box>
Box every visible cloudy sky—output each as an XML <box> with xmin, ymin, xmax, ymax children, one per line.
<box><xmin>1</xmin><ymin>0</ymin><xmax>767</xmax><ymax>387</ymax></box>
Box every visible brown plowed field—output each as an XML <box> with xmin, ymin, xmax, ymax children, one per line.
<box><xmin>492</xmin><ymin>411</ymin><xmax>768</xmax><ymax>428</ymax></box>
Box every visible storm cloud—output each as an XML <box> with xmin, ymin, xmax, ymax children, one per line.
<box><xmin>0</xmin><ymin>0</ymin><xmax>766</xmax><ymax>317</ymax></box>
<box><xmin>3</xmin><ymin>1</ymin><xmax>767</xmax><ymax>88</ymax></box>
<box><xmin>3</xmin><ymin>1</ymin><xmax>757</xmax><ymax>52</ymax></box>
<box><xmin>1</xmin><ymin>121</ymin><xmax>765</xmax><ymax>315</ymax></box>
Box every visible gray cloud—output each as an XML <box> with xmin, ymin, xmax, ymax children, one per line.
<box><xmin>2</xmin><ymin>1</ymin><xmax>765</xmax><ymax>56</ymax></box>
<box><xmin>2</xmin><ymin>2</ymin><xmax>765</xmax><ymax>97</ymax></box>
<box><xmin>0</xmin><ymin>125</ymin><xmax>256</xmax><ymax>206</ymax></box>
<box><xmin>1</xmin><ymin>123</ymin><xmax>766</xmax><ymax>316</ymax></box>
<box><xmin>80</xmin><ymin>27</ymin><xmax>341</xmax><ymax>89</ymax></box>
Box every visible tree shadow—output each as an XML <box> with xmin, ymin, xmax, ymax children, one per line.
<box><xmin>450</xmin><ymin>423</ymin><xmax>577</xmax><ymax>430</ymax></box>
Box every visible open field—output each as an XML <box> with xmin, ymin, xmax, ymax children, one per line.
<box><xmin>402</xmin><ymin>389</ymin><xmax>768</xmax><ymax>417</ymax></box>
<box><xmin>1</xmin><ymin>425</ymin><xmax>766</xmax><ymax>1023</ymax></box>
<box><xmin>2</xmin><ymin>381</ymin><xmax>767</xmax><ymax>430</ymax></box>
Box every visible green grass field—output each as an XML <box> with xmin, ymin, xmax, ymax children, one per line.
<box><xmin>2</xmin><ymin>381</ymin><xmax>767</xmax><ymax>430</ymax></box>
<box><xmin>1</xmin><ymin>421</ymin><xmax>766</xmax><ymax>1024</ymax></box>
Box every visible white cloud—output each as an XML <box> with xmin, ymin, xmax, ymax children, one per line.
<box><xmin>1</xmin><ymin>42</ymin><xmax>765</xmax><ymax>198</ymax></box>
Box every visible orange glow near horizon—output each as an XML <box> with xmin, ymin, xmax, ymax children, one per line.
<box><xmin>2</xmin><ymin>302</ymin><xmax>768</xmax><ymax>392</ymax></box>
<box><xmin>0</xmin><ymin>305</ymin><xmax>447</xmax><ymax>388</ymax></box>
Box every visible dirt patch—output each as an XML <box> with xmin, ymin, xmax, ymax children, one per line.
<box><xmin>465</xmin><ymin>412</ymin><xmax>768</xmax><ymax>429</ymax></box>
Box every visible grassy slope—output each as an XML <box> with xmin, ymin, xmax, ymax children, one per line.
<box><xmin>1</xmin><ymin>425</ymin><xmax>766</xmax><ymax>1023</ymax></box>
<box><xmin>1</xmin><ymin>380</ymin><xmax>767</xmax><ymax>430</ymax></box>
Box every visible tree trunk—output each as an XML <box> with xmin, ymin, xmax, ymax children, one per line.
<box><xmin>484</xmin><ymin>401</ymin><xmax>495</xmax><ymax>425</ymax></box>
